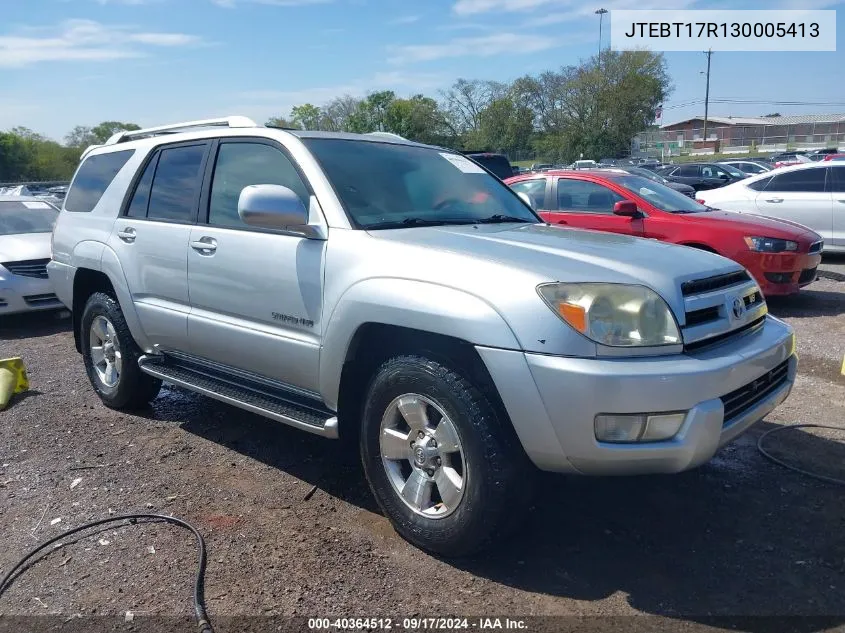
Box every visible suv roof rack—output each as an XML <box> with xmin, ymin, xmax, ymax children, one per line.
<box><xmin>105</xmin><ymin>116</ymin><xmax>259</xmax><ymax>145</ymax></box>
<box><xmin>365</xmin><ymin>131</ymin><xmax>408</xmax><ymax>141</ymax></box>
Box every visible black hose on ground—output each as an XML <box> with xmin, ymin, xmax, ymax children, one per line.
<box><xmin>757</xmin><ymin>423</ymin><xmax>845</xmax><ymax>487</ymax></box>
<box><xmin>0</xmin><ymin>513</ymin><xmax>213</xmax><ymax>633</ymax></box>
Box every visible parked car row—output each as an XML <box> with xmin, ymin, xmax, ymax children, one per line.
<box><xmin>505</xmin><ymin>167</ymin><xmax>824</xmax><ymax>296</ymax></box>
<box><xmin>36</xmin><ymin>116</ymin><xmax>800</xmax><ymax>557</ymax></box>
<box><xmin>0</xmin><ymin>195</ymin><xmax>63</xmax><ymax>315</ymax></box>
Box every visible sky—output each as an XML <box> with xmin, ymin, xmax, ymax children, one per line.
<box><xmin>0</xmin><ymin>0</ymin><xmax>843</xmax><ymax>142</ymax></box>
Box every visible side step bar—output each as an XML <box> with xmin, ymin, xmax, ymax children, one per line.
<box><xmin>138</xmin><ymin>355</ymin><xmax>338</xmax><ymax>438</ymax></box>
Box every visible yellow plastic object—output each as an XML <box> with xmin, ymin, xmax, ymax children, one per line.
<box><xmin>0</xmin><ymin>357</ymin><xmax>29</xmax><ymax>411</ymax></box>
<box><xmin>841</xmin><ymin>354</ymin><xmax>845</xmax><ymax>376</ymax></box>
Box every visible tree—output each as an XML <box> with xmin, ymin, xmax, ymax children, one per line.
<box><xmin>265</xmin><ymin>115</ymin><xmax>294</xmax><ymax>128</ymax></box>
<box><xmin>384</xmin><ymin>95</ymin><xmax>453</xmax><ymax>145</ymax></box>
<box><xmin>321</xmin><ymin>96</ymin><xmax>362</xmax><ymax>132</ymax></box>
<box><xmin>64</xmin><ymin>121</ymin><xmax>141</xmax><ymax>147</ymax></box>
<box><xmin>290</xmin><ymin>104</ymin><xmax>323</xmax><ymax>130</ymax></box>
<box><xmin>440</xmin><ymin>79</ymin><xmax>507</xmax><ymax>138</ymax></box>
<box><xmin>475</xmin><ymin>97</ymin><xmax>534</xmax><ymax>155</ymax></box>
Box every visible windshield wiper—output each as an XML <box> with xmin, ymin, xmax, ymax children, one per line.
<box><xmin>473</xmin><ymin>214</ymin><xmax>533</xmax><ymax>224</ymax></box>
<box><xmin>366</xmin><ymin>217</ymin><xmax>477</xmax><ymax>230</ymax></box>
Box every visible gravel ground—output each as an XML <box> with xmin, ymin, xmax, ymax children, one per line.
<box><xmin>1</xmin><ymin>278</ymin><xmax>844</xmax><ymax>631</ymax></box>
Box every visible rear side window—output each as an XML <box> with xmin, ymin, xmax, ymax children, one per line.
<box><xmin>126</xmin><ymin>154</ymin><xmax>158</xmax><ymax>218</ymax></box>
<box><xmin>509</xmin><ymin>179</ymin><xmax>546</xmax><ymax>209</ymax></box>
<box><xmin>556</xmin><ymin>179</ymin><xmax>624</xmax><ymax>214</ymax></box>
<box><xmin>147</xmin><ymin>144</ymin><xmax>207</xmax><ymax>222</ymax></box>
<box><xmin>746</xmin><ymin>176</ymin><xmax>773</xmax><ymax>191</ymax></box>
<box><xmin>65</xmin><ymin>149</ymin><xmax>134</xmax><ymax>213</ymax></box>
<box><xmin>767</xmin><ymin>168</ymin><xmax>826</xmax><ymax>193</ymax></box>
<box><xmin>677</xmin><ymin>165</ymin><xmax>699</xmax><ymax>177</ymax></box>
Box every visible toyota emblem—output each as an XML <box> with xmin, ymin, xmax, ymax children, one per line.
<box><xmin>731</xmin><ymin>297</ymin><xmax>744</xmax><ymax>319</ymax></box>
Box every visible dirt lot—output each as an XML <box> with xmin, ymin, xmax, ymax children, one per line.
<box><xmin>1</xmin><ymin>277</ymin><xmax>844</xmax><ymax>632</ymax></box>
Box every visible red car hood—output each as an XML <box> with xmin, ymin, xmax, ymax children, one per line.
<box><xmin>684</xmin><ymin>209</ymin><xmax>820</xmax><ymax>242</ymax></box>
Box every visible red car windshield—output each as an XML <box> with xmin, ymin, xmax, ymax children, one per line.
<box><xmin>613</xmin><ymin>175</ymin><xmax>710</xmax><ymax>214</ymax></box>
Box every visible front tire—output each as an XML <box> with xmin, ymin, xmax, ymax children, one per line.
<box><xmin>80</xmin><ymin>292</ymin><xmax>161</xmax><ymax>409</ymax></box>
<box><xmin>360</xmin><ymin>355</ymin><xmax>529</xmax><ymax>557</ymax></box>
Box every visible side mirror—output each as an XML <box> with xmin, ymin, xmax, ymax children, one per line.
<box><xmin>613</xmin><ymin>200</ymin><xmax>639</xmax><ymax>217</ymax></box>
<box><xmin>238</xmin><ymin>184</ymin><xmax>308</xmax><ymax>231</ymax></box>
<box><xmin>517</xmin><ymin>192</ymin><xmax>534</xmax><ymax>209</ymax></box>
<box><xmin>719</xmin><ymin>173</ymin><xmax>730</xmax><ymax>180</ymax></box>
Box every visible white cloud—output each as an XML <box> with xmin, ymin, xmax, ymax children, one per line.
<box><xmin>0</xmin><ymin>19</ymin><xmax>203</xmax><ymax>67</ymax></box>
<box><xmin>388</xmin><ymin>32</ymin><xmax>559</xmax><ymax>64</ymax></box>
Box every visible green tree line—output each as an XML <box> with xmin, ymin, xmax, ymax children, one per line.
<box><xmin>1</xmin><ymin>51</ymin><xmax>669</xmax><ymax>182</ymax></box>
<box><xmin>0</xmin><ymin>121</ymin><xmax>140</xmax><ymax>183</ymax></box>
<box><xmin>269</xmin><ymin>51</ymin><xmax>671</xmax><ymax>163</ymax></box>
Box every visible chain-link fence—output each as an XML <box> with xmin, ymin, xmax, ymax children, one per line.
<box><xmin>634</xmin><ymin>122</ymin><xmax>845</xmax><ymax>158</ymax></box>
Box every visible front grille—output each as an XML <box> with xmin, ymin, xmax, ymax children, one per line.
<box><xmin>744</xmin><ymin>291</ymin><xmax>764</xmax><ymax>309</ymax></box>
<box><xmin>2</xmin><ymin>258</ymin><xmax>50</xmax><ymax>279</ymax></box>
<box><xmin>685</xmin><ymin>306</ymin><xmax>720</xmax><ymax>327</ymax></box>
<box><xmin>798</xmin><ymin>267</ymin><xmax>818</xmax><ymax>284</ymax></box>
<box><xmin>720</xmin><ymin>359</ymin><xmax>790</xmax><ymax>423</ymax></box>
<box><xmin>23</xmin><ymin>293</ymin><xmax>59</xmax><ymax>307</ymax></box>
<box><xmin>681</xmin><ymin>270</ymin><xmax>750</xmax><ymax>296</ymax></box>
<box><xmin>808</xmin><ymin>241</ymin><xmax>823</xmax><ymax>254</ymax></box>
<box><xmin>685</xmin><ymin>316</ymin><xmax>766</xmax><ymax>352</ymax></box>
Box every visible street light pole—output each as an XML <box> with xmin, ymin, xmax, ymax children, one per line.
<box><xmin>595</xmin><ymin>8</ymin><xmax>608</xmax><ymax>59</ymax></box>
<box><xmin>702</xmin><ymin>49</ymin><xmax>712</xmax><ymax>142</ymax></box>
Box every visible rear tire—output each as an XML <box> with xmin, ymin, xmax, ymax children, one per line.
<box><xmin>360</xmin><ymin>355</ymin><xmax>530</xmax><ymax>557</ymax></box>
<box><xmin>80</xmin><ymin>292</ymin><xmax>161</xmax><ymax>409</ymax></box>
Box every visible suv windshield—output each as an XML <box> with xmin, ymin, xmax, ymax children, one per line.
<box><xmin>0</xmin><ymin>201</ymin><xmax>59</xmax><ymax>236</ymax></box>
<box><xmin>303</xmin><ymin>139</ymin><xmax>539</xmax><ymax>229</ymax></box>
<box><xmin>614</xmin><ymin>176</ymin><xmax>709</xmax><ymax>213</ymax></box>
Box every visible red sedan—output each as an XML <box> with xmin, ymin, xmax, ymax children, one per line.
<box><xmin>505</xmin><ymin>170</ymin><xmax>823</xmax><ymax>296</ymax></box>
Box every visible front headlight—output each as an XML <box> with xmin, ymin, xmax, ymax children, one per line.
<box><xmin>537</xmin><ymin>283</ymin><xmax>681</xmax><ymax>347</ymax></box>
<box><xmin>744</xmin><ymin>236</ymin><xmax>798</xmax><ymax>252</ymax></box>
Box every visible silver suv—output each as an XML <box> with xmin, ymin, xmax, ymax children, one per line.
<box><xmin>48</xmin><ymin>116</ymin><xmax>797</xmax><ymax>556</ymax></box>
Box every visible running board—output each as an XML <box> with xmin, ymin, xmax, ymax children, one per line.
<box><xmin>138</xmin><ymin>355</ymin><xmax>338</xmax><ymax>439</ymax></box>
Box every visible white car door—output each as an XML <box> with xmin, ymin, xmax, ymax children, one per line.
<box><xmin>110</xmin><ymin>141</ymin><xmax>210</xmax><ymax>352</ymax></box>
<box><xmin>830</xmin><ymin>165</ymin><xmax>845</xmax><ymax>250</ymax></box>
<box><xmin>753</xmin><ymin>167</ymin><xmax>832</xmax><ymax>241</ymax></box>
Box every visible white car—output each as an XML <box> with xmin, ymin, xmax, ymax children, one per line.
<box><xmin>697</xmin><ymin>162</ymin><xmax>844</xmax><ymax>253</ymax></box>
<box><xmin>718</xmin><ymin>160</ymin><xmax>772</xmax><ymax>175</ymax></box>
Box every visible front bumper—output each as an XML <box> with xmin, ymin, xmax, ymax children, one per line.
<box><xmin>737</xmin><ymin>250</ymin><xmax>823</xmax><ymax>296</ymax></box>
<box><xmin>477</xmin><ymin>314</ymin><xmax>796</xmax><ymax>475</ymax></box>
<box><xmin>0</xmin><ymin>274</ymin><xmax>63</xmax><ymax>316</ymax></box>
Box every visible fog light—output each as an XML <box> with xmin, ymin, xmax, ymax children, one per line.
<box><xmin>595</xmin><ymin>412</ymin><xmax>686</xmax><ymax>443</ymax></box>
<box><xmin>641</xmin><ymin>413</ymin><xmax>687</xmax><ymax>441</ymax></box>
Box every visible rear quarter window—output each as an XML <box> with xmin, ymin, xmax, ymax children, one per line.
<box><xmin>64</xmin><ymin>149</ymin><xmax>135</xmax><ymax>213</ymax></box>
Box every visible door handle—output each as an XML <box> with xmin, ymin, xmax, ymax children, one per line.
<box><xmin>190</xmin><ymin>237</ymin><xmax>217</xmax><ymax>254</ymax></box>
<box><xmin>556</xmin><ymin>220</ymin><xmax>568</xmax><ymax>225</ymax></box>
<box><xmin>117</xmin><ymin>227</ymin><xmax>136</xmax><ymax>243</ymax></box>
<box><xmin>836</xmin><ymin>199</ymin><xmax>845</xmax><ymax>204</ymax></box>
<box><xmin>765</xmin><ymin>197</ymin><xmax>784</xmax><ymax>203</ymax></box>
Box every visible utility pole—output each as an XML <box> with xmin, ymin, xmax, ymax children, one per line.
<box><xmin>702</xmin><ymin>49</ymin><xmax>712</xmax><ymax>142</ymax></box>
<box><xmin>595</xmin><ymin>8</ymin><xmax>608</xmax><ymax>59</ymax></box>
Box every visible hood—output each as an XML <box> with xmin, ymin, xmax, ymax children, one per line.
<box><xmin>0</xmin><ymin>232</ymin><xmax>52</xmax><ymax>263</ymax></box>
<box><xmin>369</xmin><ymin>223</ymin><xmax>742</xmax><ymax>314</ymax></box>
<box><xmin>686</xmin><ymin>210</ymin><xmax>819</xmax><ymax>241</ymax></box>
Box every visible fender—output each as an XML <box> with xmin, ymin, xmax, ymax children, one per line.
<box><xmin>319</xmin><ymin>278</ymin><xmax>521</xmax><ymax>409</ymax></box>
<box><xmin>98</xmin><ymin>245</ymin><xmax>153</xmax><ymax>352</ymax></box>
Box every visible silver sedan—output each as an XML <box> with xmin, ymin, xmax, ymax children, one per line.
<box><xmin>0</xmin><ymin>195</ymin><xmax>63</xmax><ymax>315</ymax></box>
